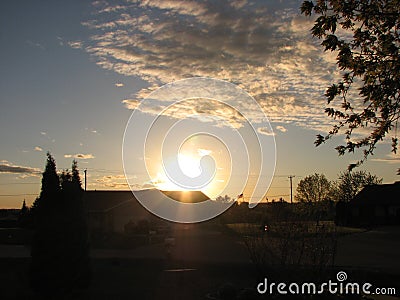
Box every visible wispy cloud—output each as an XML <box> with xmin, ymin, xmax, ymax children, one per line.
<box><xmin>40</xmin><ymin>131</ymin><xmax>55</xmax><ymax>142</ymax></box>
<box><xmin>122</xmin><ymin>99</ymin><xmax>140</xmax><ymax>110</ymax></box>
<box><xmin>64</xmin><ymin>153</ymin><xmax>95</xmax><ymax>159</ymax></box>
<box><xmin>95</xmin><ymin>174</ymin><xmax>128</xmax><ymax>188</ymax></box>
<box><xmin>67</xmin><ymin>40</ymin><xmax>83</xmax><ymax>49</ymax></box>
<box><xmin>276</xmin><ymin>125</ymin><xmax>287</xmax><ymax>133</ymax></box>
<box><xmin>0</xmin><ymin>160</ymin><xmax>41</xmax><ymax>175</ymax></box>
<box><xmin>371</xmin><ymin>152</ymin><xmax>400</xmax><ymax>164</ymax></box>
<box><xmin>84</xmin><ymin>127</ymin><xmax>100</xmax><ymax>135</ymax></box>
<box><xmin>78</xmin><ymin>0</ymin><xmax>343</xmax><ymax>132</ymax></box>
<box><xmin>26</xmin><ymin>40</ymin><xmax>45</xmax><ymax>50</ymax></box>
<box><xmin>257</xmin><ymin>127</ymin><xmax>275</xmax><ymax>136</ymax></box>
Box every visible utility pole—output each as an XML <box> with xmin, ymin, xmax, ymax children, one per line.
<box><xmin>288</xmin><ymin>175</ymin><xmax>295</xmax><ymax>203</ymax></box>
<box><xmin>84</xmin><ymin>169</ymin><xmax>87</xmax><ymax>191</ymax></box>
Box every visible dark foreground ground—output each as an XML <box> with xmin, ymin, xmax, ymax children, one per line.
<box><xmin>0</xmin><ymin>224</ymin><xmax>400</xmax><ymax>299</ymax></box>
<box><xmin>0</xmin><ymin>257</ymin><xmax>259</xmax><ymax>300</ymax></box>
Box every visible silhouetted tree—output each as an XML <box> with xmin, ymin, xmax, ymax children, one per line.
<box><xmin>295</xmin><ymin>173</ymin><xmax>333</xmax><ymax>224</ymax></box>
<box><xmin>336</xmin><ymin>170</ymin><xmax>382</xmax><ymax>202</ymax></box>
<box><xmin>301</xmin><ymin>0</ymin><xmax>400</xmax><ymax>173</ymax></box>
<box><xmin>71</xmin><ymin>159</ymin><xmax>82</xmax><ymax>189</ymax></box>
<box><xmin>31</xmin><ymin>152</ymin><xmax>60</xmax><ymax>218</ymax></box>
<box><xmin>215</xmin><ymin>194</ymin><xmax>232</xmax><ymax>203</ymax></box>
<box><xmin>17</xmin><ymin>199</ymin><xmax>30</xmax><ymax>228</ymax></box>
<box><xmin>30</xmin><ymin>155</ymin><xmax>91</xmax><ymax>297</ymax></box>
<box><xmin>295</xmin><ymin>173</ymin><xmax>333</xmax><ymax>203</ymax></box>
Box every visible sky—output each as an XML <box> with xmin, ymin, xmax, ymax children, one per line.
<box><xmin>1</xmin><ymin>0</ymin><xmax>399</xmax><ymax>208</ymax></box>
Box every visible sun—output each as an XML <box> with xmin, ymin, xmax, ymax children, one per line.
<box><xmin>153</xmin><ymin>151</ymin><xmax>219</xmax><ymax>193</ymax></box>
<box><xmin>146</xmin><ymin>141</ymin><xmax>231</xmax><ymax>198</ymax></box>
<box><xmin>154</xmin><ymin>153</ymin><xmax>204</xmax><ymax>191</ymax></box>
<box><xmin>177</xmin><ymin>153</ymin><xmax>201</xmax><ymax>178</ymax></box>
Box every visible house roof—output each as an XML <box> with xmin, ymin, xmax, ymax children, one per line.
<box><xmin>83</xmin><ymin>190</ymin><xmax>134</xmax><ymax>212</ymax></box>
<box><xmin>160</xmin><ymin>190</ymin><xmax>209</xmax><ymax>203</ymax></box>
<box><xmin>83</xmin><ymin>189</ymin><xmax>210</xmax><ymax>212</ymax></box>
<box><xmin>351</xmin><ymin>182</ymin><xmax>400</xmax><ymax>206</ymax></box>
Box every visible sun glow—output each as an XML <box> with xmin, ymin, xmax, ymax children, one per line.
<box><xmin>154</xmin><ymin>152</ymin><xmax>210</xmax><ymax>191</ymax></box>
<box><xmin>144</xmin><ymin>132</ymin><xmax>234</xmax><ymax>198</ymax></box>
<box><xmin>177</xmin><ymin>153</ymin><xmax>201</xmax><ymax>178</ymax></box>
<box><xmin>151</xmin><ymin>148</ymin><xmax>228</xmax><ymax>198</ymax></box>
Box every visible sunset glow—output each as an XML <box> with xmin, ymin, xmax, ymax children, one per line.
<box><xmin>177</xmin><ymin>153</ymin><xmax>202</xmax><ymax>179</ymax></box>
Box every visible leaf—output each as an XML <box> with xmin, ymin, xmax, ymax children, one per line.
<box><xmin>392</xmin><ymin>137</ymin><xmax>398</xmax><ymax>154</ymax></box>
<box><xmin>347</xmin><ymin>164</ymin><xmax>357</xmax><ymax>172</ymax></box>
<box><xmin>300</xmin><ymin>0</ymin><xmax>400</xmax><ymax>173</ymax></box>
<box><xmin>325</xmin><ymin>84</ymin><xmax>339</xmax><ymax>102</ymax></box>
<box><xmin>300</xmin><ymin>1</ymin><xmax>314</xmax><ymax>16</ymax></box>
<box><xmin>312</xmin><ymin>16</ymin><xmax>327</xmax><ymax>38</ymax></box>
<box><xmin>315</xmin><ymin>134</ymin><xmax>325</xmax><ymax>146</ymax></box>
<box><xmin>321</xmin><ymin>34</ymin><xmax>340</xmax><ymax>51</ymax></box>
<box><xmin>324</xmin><ymin>16</ymin><xmax>337</xmax><ymax>33</ymax></box>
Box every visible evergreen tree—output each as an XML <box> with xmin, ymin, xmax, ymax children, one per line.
<box><xmin>30</xmin><ymin>152</ymin><xmax>60</xmax><ymax>220</ymax></box>
<box><xmin>17</xmin><ymin>199</ymin><xmax>30</xmax><ymax>228</ymax></box>
<box><xmin>40</xmin><ymin>152</ymin><xmax>60</xmax><ymax>199</ymax></box>
<box><xmin>30</xmin><ymin>155</ymin><xmax>91</xmax><ymax>297</ymax></box>
<box><xmin>71</xmin><ymin>160</ymin><xmax>83</xmax><ymax>190</ymax></box>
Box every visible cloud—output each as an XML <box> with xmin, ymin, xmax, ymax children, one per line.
<box><xmin>26</xmin><ymin>40</ymin><xmax>45</xmax><ymax>50</ymax></box>
<box><xmin>257</xmin><ymin>127</ymin><xmax>275</xmax><ymax>136</ymax></box>
<box><xmin>0</xmin><ymin>161</ymin><xmax>41</xmax><ymax>175</ymax></box>
<box><xmin>95</xmin><ymin>174</ymin><xmax>128</xmax><ymax>188</ymax></box>
<box><xmin>64</xmin><ymin>153</ymin><xmax>95</xmax><ymax>159</ymax></box>
<box><xmin>276</xmin><ymin>125</ymin><xmax>287</xmax><ymax>133</ymax></box>
<box><xmin>133</xmin><ymin>97</ymin><xmax>249</xmax><ymax>129</ymax></box>
<box><xmin>84</xmin><ymin>128</ymin><xmax>100</xmax><ymax>135</ymax></box>
<box><xmin>371</xmin><ymin>152</ymin><xmax>400</xmax><ymax>164</ymax></box>
<box><xmin>34</xmin><ymin>146</ymin><xmax>43</xmax><ymax>152</ymax></box>
<box><xmin>67</xmin><ymin>40</ymin><xmax>83</xmax><ymax>49</ymax></box>
<box><xmin>230</xmin><ymin>0</ymin><xmax>248</xmax><ymax>10</ymax></box>
<box><xmin>78</xmin><ymin>0</ymin><xmax>344</xmax><ymax>132</ymax></box>
<box><xmin>122</xmin><ymin>99</ymin><xmax>140</xmax><ymax>110</ymax></box>
<box><xmin>40</xmin><ymin>131</ymin><xmax>55</xmax><ymax>142</ymax></box>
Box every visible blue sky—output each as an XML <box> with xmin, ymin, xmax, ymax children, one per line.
<box><xmin>1</xmin><ymin>0</ymin><xmax>399</xmax><ymax>208</ymax></box>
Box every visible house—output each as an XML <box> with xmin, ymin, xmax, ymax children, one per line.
<box><xmin>336</xmin><ymin>181</ymin><xmax>400</xmax><ymax>226</ymax></box>
<box><xmin>84</xmin><ymin>189</ymin><xmax>210</xmax><ymax>234</ymax></box>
